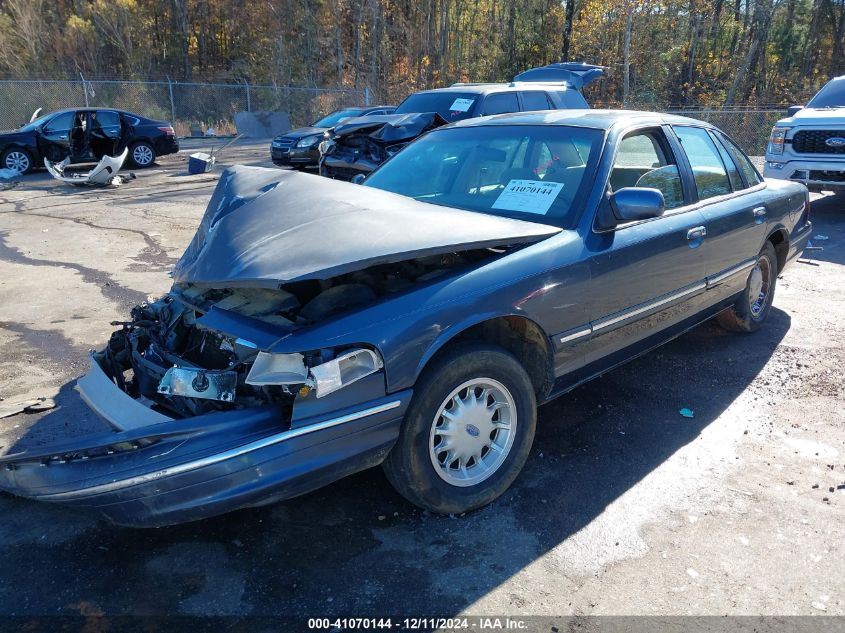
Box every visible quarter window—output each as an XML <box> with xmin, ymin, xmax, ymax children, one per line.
<box><xmin>610</xmin><ymin>130</ymin><xmax>685</xmax><ymax>210</ymax></box>
<box><xmin>673</xmin><ymin>126</ymin><xmax>732</xmax><ymax>200</ymax></box>
<box><xmin>481</xmin><ymin>93</ymin><xmax>520</xmax><ymax>116</ymax></box>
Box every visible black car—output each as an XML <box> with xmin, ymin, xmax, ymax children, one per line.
<box><xmin>0</xmin><ymin>107</ymin><xmax>179</xmax><ymax>174</ymax></box>
<box><xmin>320</xmin><ymin>62</ymin><xmax>605</xmax><ymax>181</ymax></box>
<box><xmin>271</xmin><ymin>105</ymin><xmax>395</xmax><ymax>168</ymax></box>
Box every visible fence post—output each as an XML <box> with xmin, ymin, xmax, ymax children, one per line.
<box><xmin>364</xmin><ymin>86</ymin><xmax>371</xmax><ymax>106</ymax></box>
<box><xmin>245</xmin><ymin>80</ymin><xmax>252</xmax><ymax>112</ymax></box>
<box><xmin>79</xmin><ymin>72</ymin><xmax>89</xmax><ymax>107</ymax></box>
<box><xmin>166</xmin><ymin>76</ymin><xmax>176</xmax><ymax>125</ymax></box>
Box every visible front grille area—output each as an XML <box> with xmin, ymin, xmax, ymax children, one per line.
<box><xmin>274</xmin><ymin>137</ymin><xmax>295</xmax><ymax>147</ymax></box>
<box><xmin>792</xmin><ymin>129</ymin><xmax>845</xmax><ymax>154</ymax></box>
<box><xmin>809</xmin><ymin>170</ymin><xmax>845</xmax><ymax>182</ymax></box>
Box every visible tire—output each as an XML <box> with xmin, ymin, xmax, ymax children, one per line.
<box><xmin>717</xmin><ymin>241</ymin><xmax>778</xmax><ymax>333</ymax></box>
<box><xmin>129</xmin><ymin>141</ymin><xmax>156</xmax><ymax>168</ymax></box>
<box><xmin>1</xmin><ymin>147</ymin><xmax>33</xmax><ymax>174</ymax></box>
<box><xmin>383</xmin><ymin>343</ymin><xmax>537</xmax><ymax>514</ymax></box>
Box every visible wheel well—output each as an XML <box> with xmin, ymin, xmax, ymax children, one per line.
<box><xmin>767</xmin><ymin>229</ymin><xmax>789</xmax><ymax>271</ymax></box>
<box><xmin>428</xmin><ymin>316</ymin><xmax>554</xmax><ymax>399</ymax></box>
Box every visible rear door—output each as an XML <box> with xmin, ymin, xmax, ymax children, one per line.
<box><xmin>36</xmin><ymin>111</ymin><xmax>75</xmax><ymax>162</ymax></box>
<box><xmin>89</xmin><ymin>110</ymin><xmax>123</xmax><ymax>158</ymax></box>
<box><xmin>479</xmin><ymin>92</ymin><xmax>520</xmax><ymax>116</ymax></box>
<box><xmin>671</xmin><ymin>125</ymin><xmax>767</xmax><ymax>302</ymax></box>
<box><xmin>582</xmin><ymin>126</ymin><xmax>709</xmax><ymax>367</ymax></box>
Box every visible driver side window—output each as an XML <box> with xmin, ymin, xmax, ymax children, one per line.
<box><xmin>610</xmin><ymin>130</ymin><xmax>685</xmax><ymax>210</ymax></box>
<box><xmin>43</xmin><ymin>111</ymin><xmax>74</xmax><ymax>134</ymax></box>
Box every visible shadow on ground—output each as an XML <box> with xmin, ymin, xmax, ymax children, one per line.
<box><xmin>0</xmin><ymin>308</ymin><xmax>791</xmax><ymax>616</ymax></box>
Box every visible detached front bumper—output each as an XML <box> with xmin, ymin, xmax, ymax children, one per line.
<box><xmin>764</xmin><ymin>156</ymin><xmax>845</xmax><ymax>192</ymax></box>
<box><xmin>0</xmin><ymin>357</ymin><xmax>410</xmax><ymax>527</ymax></box>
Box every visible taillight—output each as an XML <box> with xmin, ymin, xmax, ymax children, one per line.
<box><xmin>158</xmin><ymin>126</ymin><xmax>175</xmax><ymax>136</ymax></box>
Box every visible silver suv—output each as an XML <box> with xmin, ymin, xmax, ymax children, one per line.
<box><xmin>764</xmin><ymin>76</ymin><xmax>845</xmax><ymax>194</ymax></box>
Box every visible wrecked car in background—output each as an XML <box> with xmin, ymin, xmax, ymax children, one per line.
<box><xmin>271</xmin><ymin>105</ymin><xmax>395</xmax><ymax>169</ymax></box>
<box><xmin>319</xmin><ymin>62</ymin><xmax>604</xmax><ymax>181</ymax></box>
<box><xmin>0</xmin><ymin>111</ymin><xmax>812</xmax><ymax>527</ymax></box>
<box><xmin>0</xmin><ymin>107</ymin><xmax>178</xmax><ymax>174</ymax></box>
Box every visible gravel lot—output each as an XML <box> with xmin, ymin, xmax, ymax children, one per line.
<box><xmin>0</xmin><ymin>141</ymin><xmax>842</xmax><ymax>622</ymax></box>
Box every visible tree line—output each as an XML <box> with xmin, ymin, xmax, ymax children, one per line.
<box><xmin>0</xmin><ymin>0</ymin><xmax>842</xmax><ymax>107</ymax></box>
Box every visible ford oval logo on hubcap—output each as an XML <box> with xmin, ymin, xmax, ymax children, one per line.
<box><xmin>465</xmin><ymin>424</ymin><xmax>480</xmax><ymax>437</ymax></box>
<box><xmin>825</xmin><ymin>137</ymin><xmax>845</xmax><ymax>147</ymax></box>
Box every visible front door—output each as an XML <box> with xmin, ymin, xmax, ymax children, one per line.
<box><xmin>36</xmin><ymin>111</ymin><xmax>75</xmax><ymax>163</ymax></box>
<box><xmin>582</xmin><ymin>127</ymin><xmax>709</xmax><ymax>369</ymax></box>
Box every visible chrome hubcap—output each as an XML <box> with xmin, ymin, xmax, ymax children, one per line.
<box><xmin>749</xmin><ymin>257</ymin><xmax>771</xmax><ymax>317</ymax></box>
<box><xmin>133</xmin><ymin>145</ymin><xmax>153</xmax><ymax>165</ymax></box>
<box><xmin>5</xmin><ymin>151</ymin><xmax>29</xmax><ymax>173</ymax></box>
<box><xmin>428</xmin><ymin>378</ymin><xmax>516</xmax><ymax>487</ymax></box>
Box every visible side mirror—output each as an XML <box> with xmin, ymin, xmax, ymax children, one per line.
<box><xmin>609</xmin><ymin>187</ymin><xmax>665</xmax><ymax>223</ymax></box>
<box><xmin>787</xmin><ymin>105</ymin><xmax>804</xmax><ymax>117</ymax></box>
<box><xmin>350</xmin><ymin>173</ymin><xmax>366</xmax><ymax>185</ymax></box>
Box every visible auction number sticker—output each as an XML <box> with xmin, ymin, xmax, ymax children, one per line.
<box><xmin>449</xmin><ymin>98</ymin><xmax>475</xmax><ymax>112</ymax></box>
<box><xmin>492</xmin><ymin>179</ymin><xmax>564</xmax><ymax>215</ymax></box>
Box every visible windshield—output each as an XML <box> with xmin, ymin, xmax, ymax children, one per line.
<box><xmin>807</xmin><ymin>79</ymin><xmax>845</xmax><ymax>108</ymax></box>
<box><xmin>394</xmin><ymin>92</ymin><xmax>479</xmax><ymax>121</ymax></box>
<box><xmin>312</xmin><ymin>109</ymin><xmax>364</xmax><ymax>128</ymax></box>
<box><xmin>364</xmin><ymin>124</ymin><xmax>603</xmax><ymax>227</ymax></box>
<box><xmin>17</xmin><ymin>112</ymin><xmax>55</xmax><ymax>131</ymax></box>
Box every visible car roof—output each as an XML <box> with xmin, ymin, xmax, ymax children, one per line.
<box><xmin>409</xmin><ymin>83</ymin><xmax>581</xmax><ymax>96</ymax></box>
<box><xmin>445</xmin><ymin>109</ymin><xmax>709</xmax><ymax>131</ymax></box>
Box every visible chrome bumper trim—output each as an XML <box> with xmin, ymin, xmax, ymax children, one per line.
<box><xmin>35</xmin><ymin>400</ymin><xmax>403</xmax><ymax>501</ymax></box>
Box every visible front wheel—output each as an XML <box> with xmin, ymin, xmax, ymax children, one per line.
<box><xmin>717</xmin><ymin>241</ymin><xmax>778</xmax><ymax>333</ymax></box>
<box><xmin>129</xmin><ymin>141</ymin><xmax>156</xmax><ymax>168</ymax></box>
<box><xmin>1</xmin><ymin>147</ymin><xmax>33</xmax><ymax>174</ymax></box>
<box><xmin>383</xmin><ymin>343</ymin><xmax>537</xmax><ymax>514</ymax></box>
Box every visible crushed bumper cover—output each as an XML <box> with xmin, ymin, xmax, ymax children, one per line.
<box><xmin>0</xmin><ymin>359</ymin><xmax>411</xmax><ymax>527</ymax></box>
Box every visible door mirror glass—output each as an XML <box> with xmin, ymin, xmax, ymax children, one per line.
<box><xmin>787</xmin><ymin>105</ymin><xmax>804</xmax><ymax>117</ymax></box>
<box><xmin>610</xmin><ymin>187</ymin><xmax>665</xmax><ymax>223</ymax></box>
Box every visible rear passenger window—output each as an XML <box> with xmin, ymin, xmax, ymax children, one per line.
<box><xmin>481</xmin><ymin>93</ymin><xmax>520</xmax><ymax>116</ymax></box>
<box><xmin>709</xmin><ymin>131</ymin><xmax>743</xmax><ymax>190</ymax></box>
<box><xmin>673</xmin><ymin>126</ymin><xmax>731</xmax><ymax>200</ymax></box>
<box><xmin>717</xmin><ymin>132</ymin><xmax>763</xmax><ymax>186</ymax></box>
<box><xmin>521</xmin><ymin>91</ymin><xmax>552</xmax><ymax>111</ymax></box>
<box><xmin>611</xmin><ymin>130</ymin><xmax>685</xmax><ymax>210</ymax></box>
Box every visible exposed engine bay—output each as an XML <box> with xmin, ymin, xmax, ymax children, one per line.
<box><xmin>100</xmin><ymin>249</ymin><xmax>499</xmax><ymax>419</ymax></box>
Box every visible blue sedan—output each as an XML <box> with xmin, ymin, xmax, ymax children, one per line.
<box><xmin>0</xmin><ymin>110</ymin><xmax>812</xmax><ymax>526</ymax></box>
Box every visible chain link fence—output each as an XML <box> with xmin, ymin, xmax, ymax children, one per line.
<box><xmin>0</xmin><ymin>79</ymin><xmax>784</xmax><ymax>152</ymax></box>
<box><xmin>0</xmin><ymin>79</ymin><xmax>369</xmax><ymax>137</ymax></box>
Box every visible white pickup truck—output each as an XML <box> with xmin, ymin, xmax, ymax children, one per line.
<box><xmin>764</xmin><ymin>76</ymin><xmax>845</xmax><ymax>194</ymax></box>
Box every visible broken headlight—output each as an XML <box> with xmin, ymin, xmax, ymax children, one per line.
<box><xmin>245</xmin><ymin>348</ymin><xmax>383</xmax><ymax>398</ymax></box>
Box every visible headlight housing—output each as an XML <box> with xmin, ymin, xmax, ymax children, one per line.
<box><xmin>768</xmin><ymin>127</ymin><xmax>789</xmax><ymax>155</ymax></box>
<box><xmin>245</xmin><ymin>348</ymin><xmax>384</xmax><ymax>398</ymax></box>
<box><xmin>296</xmin><ymin>134</ymin><xmax>322</xmax><ymax>148</ymax></box>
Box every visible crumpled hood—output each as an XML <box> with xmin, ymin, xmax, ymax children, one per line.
<box><xmin>331</xmin><ymin>112</ymin><xmax>447</xmax><ymax>144</ymax></box>
<box><xmin>172</xmin><ymin>166</ymin><xmax>561</xmax><ymax>289</ymax></box>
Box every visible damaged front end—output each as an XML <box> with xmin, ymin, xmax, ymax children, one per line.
<box><xmin>319</xmin><ymin>112</ymin><xmax>445</xmax><ymax>181</ymax></box>
<box><xmin>0</xmin><ymin>166</ymin><xmax>558</xmax><ymax>526</ymax></box>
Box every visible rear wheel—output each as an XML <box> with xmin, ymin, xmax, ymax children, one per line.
<box><xmin>383</xmin><ymin>343</ymin><xmax>537</xmax><ymax>514</ymax></box>
<box><xmin>1</xmin><ymin>147</ymin><xmax>33</xmax><ymax>174</ymax></box>
<box><xmin>717</xmin><ymin>241</ymin><xmax>778</xmax><ymax>333</ymax></box>
<box><xmin>129</xmin><ymin>141</ymin><xmax>156</xmax><ymax>168</ymax></box>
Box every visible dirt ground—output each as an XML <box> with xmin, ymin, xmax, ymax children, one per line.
<box><xmin>0</xmin><ymin>141</ymin><xmax>842</xmax><ymax>623</ymax></box>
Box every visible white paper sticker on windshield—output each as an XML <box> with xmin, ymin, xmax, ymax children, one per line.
<box><xmin>491</xmin><ymin>179</ymin><xmax>564</xmax><ymax>215</ymax></box>
<box><xmin>449</xmin><ymin>98</ymin><xmax>475</xmax><ymax>112</ymax></box>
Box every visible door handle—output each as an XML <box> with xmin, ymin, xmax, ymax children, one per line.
<box><xmin>686</xmin><ymin>226</ymin><xmax>707</xmax><ymax>240</ymax></box>
<box><xmin>58</xmin><ymin>134</ymin><xmax>68</xmax><ymax>140</ymax></box>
